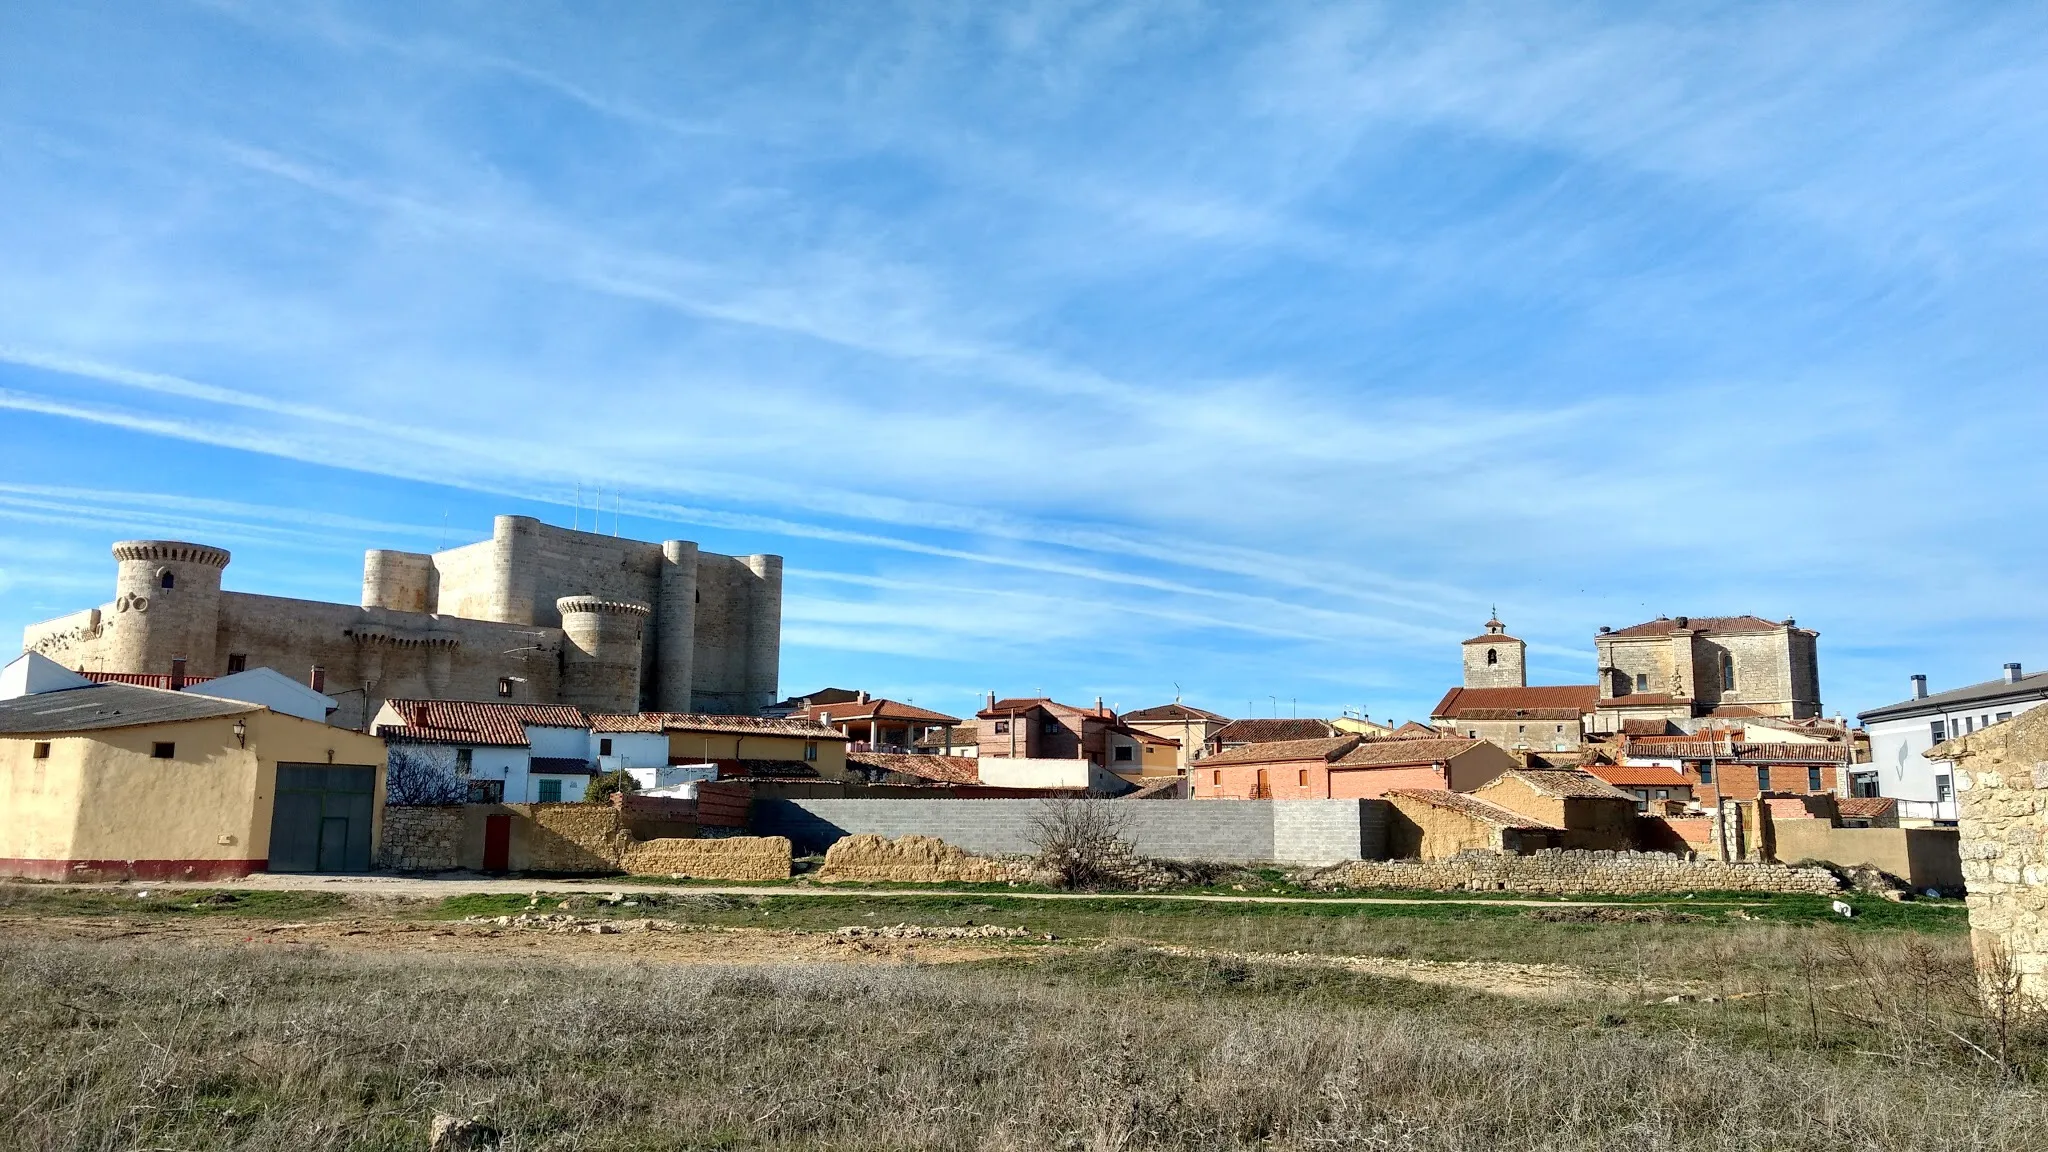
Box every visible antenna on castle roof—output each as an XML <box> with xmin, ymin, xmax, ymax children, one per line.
<box><xmin>574</xmin><ymin>482</ymin><xmax>582</xmax><ymax>532</ymax></box>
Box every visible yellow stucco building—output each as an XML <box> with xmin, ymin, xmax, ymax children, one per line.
<box><xmin>0</xmin><ymin>678</ymin><xmax>386</xmax><ymax>880</ymax></box>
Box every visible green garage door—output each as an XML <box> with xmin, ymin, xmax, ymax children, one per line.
<box><xmin>269</xmin><ymin>763</ymin><xmax>377</xmax><ymax>872</ymax></box>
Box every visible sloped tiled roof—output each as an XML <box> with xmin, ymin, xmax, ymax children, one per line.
<box><xmin>530</xmin><ymin>756</ymin><xmax>599</xmax><ymax>776</ymax></box>
<box><xmin>1501</xmin><ymin>768</ymin><xmax>1635</xmax><ymax>800</ymax></box>
<box><xmin>1605</xmin><ymin>615</ymin><xmax>1794</xmax><ymax>639</ymax></box>
<box><xmin>81</xmin><ymin>671</ymin><xmax>217</xmax><ymax>688</ymax></box>
<box><xmin>1586</xmin><ymin>763</ymin><xmax>1695</xmax><ymax>787</ymax></box>
<box><xmin>800</xmin><ymin>698</ymin><xmax>962</xmax><ymax>725</ymax></box>
<box><xmin>1202</xmin><ymin>736</ymin><xmax>1360</xmax><ymax>767</ymax></box>
<box><xmin>1332</xmin><ymin>738</ymin><xmax>1483</xmax><ymax>768</ymax></box>
<box><xmin>1837</xmin><ymin>797</ymin><xmax>1897</xmax><ymax>818</ymax></box>
<box><xmin>1453</xmin><ymin>708</ymin><xmax>1581</xmax><ymax>721</ymax></box>
<box><xmin>1123</xmin><ymin>702</ymin><xmax>1231</xmax><ymax>723</ymax></box>
<box><xmin>1620</xmin><ymin>719</ymin><xmax>1678</xmax><ymax>736</ymax></box>
<box><xmin>589</xmin><ymin>712</ymin><xmax>848</xmax><ymax>740</ymax></box>
<box><xmin>1212</xmin><ymin>718</ymin><xmax>1337</xmax><ymax>745</ymax></box>
<box><xmin>1391</xmin><ymin>721</ymin><xmax>1445</xmax><ymax>738</ymax></box>
<box><xmin>1384</xmin><ymin>788</ymin><xmax>1558</xmax><ymax>830</ymax></box>
<box><xmin>1431</xmin><ymin>685</ymin><xmax>1599</xmax><ymax>719</ymax></box>
<box><xmin>847</xmin><ymin>752</ymin><xmax>981</xmax><ymax>784</ymax></box>
<box><xmin>977</xmin><ymin>697</ymin><xmax>1112</xmax><ymax>720</ymax></box>
<box><xmin>379</xmin><ymin>700</ymin><xmax>590</xmax><ymax>747</ymax></box>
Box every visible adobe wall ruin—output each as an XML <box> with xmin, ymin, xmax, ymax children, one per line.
<box><xmin>1931</xmin><ymin>708</ymin><xmax>2048</xmax><ymax>1002</ymax></box>
<box><xmin>1310</xmin><ymin>849</ymin><xmax>1841</xmax><ymax>897</ymax></box>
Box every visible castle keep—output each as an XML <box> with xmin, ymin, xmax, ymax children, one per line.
<box><xmin>21</xmin><ymin>516</ymin><xmax>782</xmax><ymax>728</ymax></box>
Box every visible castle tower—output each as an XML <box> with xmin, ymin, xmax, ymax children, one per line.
<box><xmin>557</xmin><ymin>595</ymin><xmax>650</xmax><ymax>714</ymax></box>
<box><xmin>361</xmin><ymin>550</ymin><xmax>436</xmax><ymax>613</ymax></box>
<box><xmin>1461</xmin><ymin>611</ymin><xmax>1526</xmax><ymax>689</ymax></box>
<box><xmin>743</xmin><ymin>553</ymin><xmax>783</xmax><ymax>715</ymax></box>
<box><xmin>653</xmin><ymin>539</ymin><xmax>699</xmax><ymax>712</ymax></box>
<box><xmin>105</xmin><ymin>540</ymin><xmax>231</xmax><ymax>676</ymax></box>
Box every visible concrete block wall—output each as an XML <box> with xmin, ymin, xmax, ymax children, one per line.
<box><xmin>751</xmin><ymin>798</ymin><xmax>1389</xmax><ymax>865</ymax></box>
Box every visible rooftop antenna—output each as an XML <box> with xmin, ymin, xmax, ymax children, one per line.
<box><xmin>574</xmin><ymin>482</ymin><xmax>582</xmax><ymax>532</ymax></box>
<box><xmin>1173</xmin><ymin>681</ymin><xmax>1181</xmax><ymax>703</ymax></box>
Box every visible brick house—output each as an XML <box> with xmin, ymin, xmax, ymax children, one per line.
<box><xmin>972</xmin><ymin>694</ymin><xmax>1158</xmax><ymax>774</ymax></box>
<box><xmin>1192</xmin><ymin>735</ymin><xmax>1516</xmax><ymax>800</ymax></box>
<box><xmin>1620</xmin><ymin>730</ymin><xmax>1848</xmax><ymax>804</ymax></box>
<box><xmin>797</xmin><ymin>692</ymin><xmax>963</xmax><ymax>755</ymax></box>
<box><xmin>1121</xmin><ymin>702</ymin><xmax>1230</xmax><ymax>768</ymax></box>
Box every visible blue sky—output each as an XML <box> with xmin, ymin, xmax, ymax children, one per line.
<box><xmin>3</xmin><ymin>1</ymin><xmax>2046</xmax><ymax>725</ymax></box>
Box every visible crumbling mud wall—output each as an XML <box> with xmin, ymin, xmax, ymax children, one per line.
<box><xmin>1309</xmin><ymin>849</ymin><xmax>1841</xmax><ymax>896</ymax></box>
<box><xmin>621</xmin><ymin>836</ymin><xmax>792</xmax><ymax>881</ymax></box>
<box><xmin>815</xmin><ymin>834</ymin><xmax>1026</xmax><ymax>883</ymax></box>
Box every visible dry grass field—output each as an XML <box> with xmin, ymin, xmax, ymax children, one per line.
<box><xmin>1</xmin><ymin>883</ymin><xmax>2042</xmax><ymax>1151</ymax></box>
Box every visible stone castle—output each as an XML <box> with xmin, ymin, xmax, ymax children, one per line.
<box><xmin>21</xmin><ymin>515</ymin><xmax>782</xmax><ymax>728</ymax></box>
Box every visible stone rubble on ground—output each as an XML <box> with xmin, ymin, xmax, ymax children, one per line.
<box><xmin>831</xmin><ymin>922</ymin><xmax>1046</xmax><ymax>940</ymax></box>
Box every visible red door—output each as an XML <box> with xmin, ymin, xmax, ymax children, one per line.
<box><xmin>482</xmin><ymin>814</ymin><xmax>511</xmax><ymax>872</ymax></box>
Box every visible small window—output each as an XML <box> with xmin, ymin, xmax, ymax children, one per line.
<box><xmin>1632</xmin><ymin>790</ymin><xmax>1648</xmax><ymax>813</ymax></box>
<box><xmin>1212</xmin><ymin>770</ymin><xmax>1222</xmax><ymax>786</ymax></box>
<box><xmin>1113</xmin><ymin>745</ymin><xmax>1133</xmax><ymax>762</ymax></box>
<box><xmin>455</xmin><ymin>748</ymin><xmax>473</xmax><ymax>775</ymax></box>
<box><xmin>1997</xmin><ymin>712</ymin><xmax>2013</xmax><ymax>723</ymax></box>
<box><xmin>536</xmin><ymin>779</ymin><xmax>563</xmax><ymax>803</ymax></box>
<box><xmin>1486</xmin><ymin>648</ymin><xmax>1498</xmax><ymax>666</ymax></box>
<box><xmin>599</xmin><ymin>738</ymin><xmax>613</xmax><ymax>756</ymax></box>
<box><xmin>1756</xmin><ymin>766</ymin><xmax>1773</xmax><ymax>792</ymax></box>
<box><xmin>1635</xmin><ymin>673</ymin><xmax>1650</xmax><ymax>692</ymax></box>
<box><xmin>1982</xmin><ymin>714</ymin><xmax>1992</xmax><ymax>728</ymax></box>
<box><xmin>1722</xmin><ymin>656</ymin><xmax>1735</xmax><ymax>691</ymax></box>
<box><xmin>160</xmin><ymin>571</ymin><xmax>175</xmax><ymax>590</ymax></box>
<box><xmin>1965</xmin><ymin>717</ymin><xmax>1976</xmax><ymax>734</ymax></box>
<box><xmin>1297</xmin><ymin>768</ymin><xmax>1308</xmax><ymax>788</ymax></box>
<box><xmin>1808</xmin><ymin>766</ymin><xmax>1823</xmax><ymax>791</ymax></box>
<box><xmin>1468</xmin><ymin>730</ymin><xmax>1478</xmax><ymax>738</ymax></box>
<box><xmin>1042</xmin><ymin>720</ymin><xmax>1059</xmax><ymax>735</ymax></box>
<box><xmin>993</xmin><ymin>720</ymin><xmax>1010</xmax><ymax>735</ymax></box>
<box><xmin>1517</xmin><ymin>724</ymin><xmax>1526</xmax><ymax>733</ymax></box>
<box><xmin>1936</xmin><ymin>774</ymin><xmax>1953</xmax><ymax>802</ymax></box>
<box><xmin>225</xmin><ymin>653</ymin><xmax>247</xmax><ymax>673</ymax></box>
<box><xmin>1654</xmin><ymin>789</ymin><xmax>1668</xmax><ymax>800</ymax></box>
<box><xmin>497</xmin><ymin>677</ymin><xmax>513</xmax><ymax>698</ymax></box>
<box><xmin>1931</xmin><ymin>720</ymin><xmax>1947</xmax><ymax>743</ymax></box>
<box><xmin>32</xmin><ymin>741</ymin><xmax>51</xmax><ymax>760</ymax></box>
<box><xmin>466</xmin><ymin>779</ymin><xmax>504</xmax><ymax>804</ymax></box>
<box><xmin>1698</xmin><ymin>763</ymin><xmax>1714</xmax><ymax>785</ymax></box>
<box><xmin>1555</xmin><ymin>725</ymin><xmax>1564</xmax><ymax>733</ymax></box>
<box><xmin>805</xmin><ymin>742</ymin><xmax>818</xmax><ymax>762</ymax></box>
<box><xmin>151</xmin><ymin>742</ymin><xmax>175</xmax><ymax>759</ymax></box>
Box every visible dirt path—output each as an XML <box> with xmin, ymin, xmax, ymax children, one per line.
<box><xmin>70</xmin><ymin>871</ymin><xmax>1684</xmax><ymax>909</ymax></box>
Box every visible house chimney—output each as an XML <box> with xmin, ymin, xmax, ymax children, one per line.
<box><xmin>857</xmin><ymin>689</ymin><xmax>869</xmax><ymax>703</ymax></box>
<box><xmin>1095</xmin><ymin>695</ymin><xmax>1104</xmax><ymax>715</ymax></box>
<box><xmin>1911</xmin><ymin>674</ymin><xmax>1928</xmax><ymax>700</ymax></box>
<box><xmin>169</xmin><ymin>656</ymin><xmax>187</xmax><ymax>692</ymax></box>
<box><xmin>2005</xmin><ymin>663</ymin><xmax>2024</xmax><ymax>684</ymax></box>
<box><xmin>1673</xmin><ymin>616</ymin><xmax>1688</xmax><ymax>628</ymax></box>
<box><xmin>986</xmin><ymin>690</ymin><xmax>996</xmax><ymax>709</ymax></box>
<box><xmin>1599</xmin><ymin>626</ymin><xmax>1611</xmax><ymax>634</ymax></box>
<box><xmin>310</xmin><ymin>665</ymin><xmax>326</xmax><ymax>694</ymax></box>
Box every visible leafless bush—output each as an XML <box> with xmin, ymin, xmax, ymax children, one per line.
<box><xmin>384</xmin><ymin>746</ymin><xmax>468</xmax><ymax>807</ymax></box>
<box><xmin>1028</xmin><ymin>797</ymin><xmax>1135</xmax><ymax>889</ymax></box>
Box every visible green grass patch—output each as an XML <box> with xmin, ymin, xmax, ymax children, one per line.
<box><xmin>0</xmin><ymin>885</ymin><xmax>345</xmax><ymax>919</ymax></box>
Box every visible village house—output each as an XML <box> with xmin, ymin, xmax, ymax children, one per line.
<box><xmin>1431</xmin><ymin>615</ymin><xmax>1599</xmax><ymax>752</ymax></box>
<box><xmin>1205</xmin><ymin>717</ymin><xmax>1341</xmax><ymax>756</ymax></box>
<box><xmin>589</xmin><ymin>712</ymin><xmax>850</xmax><ymax>780</ymax></box>
<box><xmin>1618</xmin><ymin>728</ymin><xmax>1850</xmax><ymax>806</ymax></box>
<box><xmin>1584</xmin><ymin>761</ymin><xmax>1697</xmax><ymax>811</ymax></box>
<box><xmin>1467</xmin><ymin>768</ymin><xmax>1638</xmax><ymax>851</ymax></box>
<box><xmin>374</xmin><ymin>699</ymin><xmax>598</xmax><ymax>804</ymax></box>
<box><xmin>1192</xmin><ymin>734</ymin><xmax>1516</xmax><ymax>800</ymax></box>
<box><xmin>1857</xmin><ymin>664</ymin><xmax>2048</xmax><ymax>824</ymax></box>
<box><xmin>1121</xmin><ymin>701</ymin><xmax>1231</xmax><ymax>768</ymax></box>
<box><xmin>0</xmin><ymin>655</ymin><xmax>388</xmax><ymax>879</ymax></box>
<box><xmin>796</xmin><ymin>692</ymin><xmax>963</xmax><ymax>754</ymax></box>
<box><xmin>1381</xmin><ymin>790</ymin><xmax>1565</xmax><ymax>859</ymax></box>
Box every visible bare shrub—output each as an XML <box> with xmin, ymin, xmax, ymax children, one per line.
<box><xmin>384</xmin><ymin>746</ymin><xmax>468</xmax><ymax>807</ymax></box>
<box><xmin>1028</xmin><ymin>797</ymin><xmax>1134</xmax><ymax>889</ymax></box>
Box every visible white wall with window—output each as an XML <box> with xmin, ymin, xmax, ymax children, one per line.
<box><xmin>388</xmin><ymin>741</ymin><xmax>529</xmax><ymax>804</ymax></box>
<box><xmin>1859</xmin><ymin>665</ymin><xmax>2048</xmax><ymax>823</ymax></box>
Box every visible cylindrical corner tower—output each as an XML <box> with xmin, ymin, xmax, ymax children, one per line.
<box><xmin>743</xmin><ymin>554</ymin><xmax>783</xmax><ymax>716</ymax></box>
<box><xmin>361</xmin><ymin>550</ymin><xmax>436</xmax><ymax>613</ymax></box>
<box><xmin>654</xmin><ymin>539</ymin><xmax>699</xmax><ymax>712</ymax></box>
<box><xmin>107</xmin><ymin>540</ymin><xmax>231</xmax><ymax>676</ymax></box>
<box><xmin>557</xmin><ymin>595</ymin><xmax>650</xmax><ymax>715</ymax></box>
<box><xmin>487</xmin><ymin>515</ymin><xmax>542</xmax><ymax>625</ymax></box>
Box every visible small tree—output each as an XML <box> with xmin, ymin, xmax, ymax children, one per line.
<box><xmin>1028</xmin><ymin>797</ymin><xmax>1135</xmax><ymax>890</ymax></box>
<box><xmin>584</xmin><ymin>768</ymin><xmax>641</xmax><ymax>805</ymax></box>
<box><xmin>385</xmin><ymin>746</ymin><xmax>468</xmax><ymax>807</ymax></box>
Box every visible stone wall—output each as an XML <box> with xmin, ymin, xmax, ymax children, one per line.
<box><xmin>621</xmin><ymin>835</ymin><xmax>792</xmax><ymax>881</ymax></box>
<box><xmin>1931</xmin><ymin>709</ymin><xmax>2048</xmax><ymax>1001</ymax></box>
<box><xmin>1310</xmin><ymin>848</ymin><xmax>1841</xmax><ymax>896</ymax></box>
<box><xmin>377</xmin><ymin>806</ymin><xmax>465</xmax><ymax>871</ymax></box>
<box><xmin>521</xmin><ymin>804</ymin><xmax>632</xmax><ymax>872</ymax></box>
<box><xmin>752</xmin><ymin>798</ymin><xmax>1389</xmax><ymax>865</ymax></box>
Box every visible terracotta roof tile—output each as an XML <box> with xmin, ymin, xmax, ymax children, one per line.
<box><xmin>801</xmin><ymin>698</ymin><xmax>962</xmax><ymax>725</ymax></box>
<box><xmin>1202</xmin><ymin>736</ymin><xmax>1360</xmax><ymax>767</ymax></box>
<box><xmin>1384</xmin><ymin>788</ymin><xmax>1559</xmax><ymax>830</ymax></box>
<box><xmin>1332</xmin><ymin>738</ymin><xmax>1482</xmax><ymax>768</ymax></box>
<box><xmin>1122</xmin><ymin>702</ymin><xmax>1231</xmax><ymax>723</ymax></box>
<box><xmin>1604</xmin><ymin>615</ymin><xmax>1793</xmax><ymax>639</ymax></box>
<box><xmin>1212</xmin><ymin>718</ymin><xmax>1338</xmax><ymax>745</ymax></box>
<box><xmin>81</xmin><ymin>671</ymin><xmax>217</xmax><ymax>688</ymax></box>
<box><xmin>1453</xmin><ymin>707</ymin><xmax>1581</xmax><ymax>721</ymax></box>
<box><xmin>588</xmin><ymin>712</ymin><xmax>848</xmax><ymax>740</ymax></box>
<box><xmin>1585</xmin><ymin>763</ymin><xmax>1696</xmax><ymax>787</ymax></box>
<box><xmin>1431</xmin><ymin>685</ymin><xmax>1599</xmax><ymax>719</ymax></box>
<box><xmin>379</xmin><ymin>699</ymin><xmax>590</xmax><ymax>747</ymax></box>
<box><xmin>847</xmin><ymin>752</ymin><xmax>980</xmax><ymax>784</ymax></box>
<box><xmin>1502</xmin><ymin>768</ymin><xmax>1635</xmax><ymax>800</ymax></box>
<box><xmin>1837</xmin><ymin>797</ymin><xmax>1897</xmax><ymax>818</ymax></box>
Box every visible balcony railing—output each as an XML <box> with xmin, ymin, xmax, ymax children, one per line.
<box><xmin>849</xmin><ymin>741</ymin><xmax>915</xmax><ymax>755</ymax></box>
<box><xmin>1895</xmin><ymin>798</ymin><xmax>1958</xmax><ymax>823</ymax></box>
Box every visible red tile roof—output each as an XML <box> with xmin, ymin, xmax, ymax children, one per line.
<box><xmin>800</xmin><ymin>698</ymin><xmax>962</xmax><ymax>725</ymax></box>
<box><xmin>1604</xmin><ymin>615</ymin><xmax>1793</xmax><ymax>639</ymax></box>
<box><xmin>1202</xmin><ymin>736</ymin><xmax>1360</xmax><ymax>767</ymax></box>
<box><xmin>1212</xmin><ymin>718</ymin><xmax>1338</xmax><ymax>745</ymax></box>
<box><xmin>847</xmin><ymin>752</ymin><xmax>980</xmax><ymax>784</ymax></box>
<box><xmin>82</xmin><ymin>671</ymin><xmax>217</xmax><ymax>688</ymax></box>
<box><xmin>379</xmin><ymin>700</ymin><xmax>590</xmax><ymax>747</ymax></box>
<box><xmin>1453</xmin><ymin>707</ymin><xmax>1582</xmax><ymax>721</ymax></box>
<box><xmin>1122</xmin><ymin>702</ymin><xmax>1231</xmax><ymax>723</ymax></box>
<box><xmin>1431</xmin><ymin>685</ymin><xmax>1599</xmax><ymax>720</ymax></box>
<box><xmin>1498</xmin><ymin>768</ymin><xmax>1635</xmax><ymax>801</ymax></box>
<box><xmin>1627</xmin><ymin>742</ymin><xmax>1847</xmax><ymax>764</ymax></box>
<box><xmin>1619</xmin><ymin>719</ymin><xmax>1678</xmax><ymax>736</ymax></box>
<box><xmin>1837</xmin><ymin>797</ymin><xmax>1897</xmax><ymax>818</ymax></box>
<box><xmin>1384</xmin><ymin>788</ymin><xmax>1558</xmax><ymax>830</ymax></box>
<box><xmin>1586</xmin><ymin>763</ymin><xmax>1696</xmax><ymax>787</ymax></box>
<box><xmin>1333</xmin><ymin>738</ymin><xmax>1483</xmax><ymax>768</ymax></box>
<box><xmin>976</xmin><ymin>697</ymin><xmax>1113</xmax><ymax>720</ymax></box>
<box><xmin>1391</xmin><ymin>721</ymin><xmax>1445</xmax><ymax>738</ymax></box>
<box><xmin>589</xmin><ymin>712</ymin><xmax>848</xmax><ymax>740</ymax></box>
